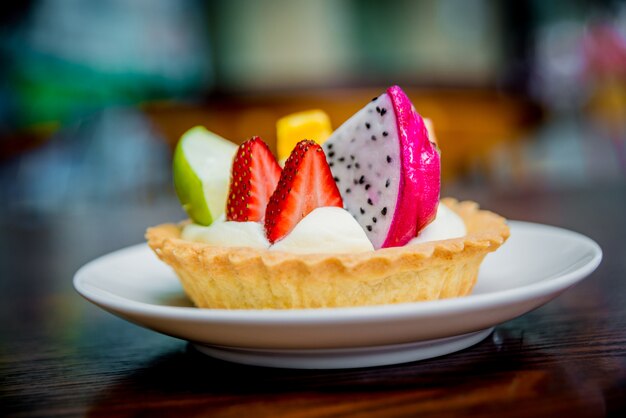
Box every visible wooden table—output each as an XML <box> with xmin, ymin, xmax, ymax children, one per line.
<box><xmin>1</xmin><ymin>182</ymin><xmax>625</xmax><ymax>417</ymax></box>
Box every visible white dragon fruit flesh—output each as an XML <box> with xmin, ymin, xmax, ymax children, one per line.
<box><xmin>323</xmin><ymin>85</ymin><xmax>440</xmax><ymax>249</ymax></box>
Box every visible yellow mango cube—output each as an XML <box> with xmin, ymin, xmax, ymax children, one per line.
<box><xmin>276</xmin><ymin>109</ymin><xmax>332</xmax><ymax>161</ymax></box>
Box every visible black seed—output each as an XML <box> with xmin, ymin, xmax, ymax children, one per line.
<box><xmin>366</xmin><ymin>225</ymin><xmax>372</xmax><ymax>231</ymax></box>
<box><xmin>338</xmin><ymin>157</ymin><xmax>345</xmax><ymax>162</ymax></box>
<box><xmin>355</xmin><ymin>163</ymin><xmax>360</xmax><ymax>169</ymax></box>
<box><xmin>359</xmin><ymin>175</ymin><xmax>365</xmax><ymax>184</ymax></box>
<box><xmin>372</xmin><ymin>96</ymin><xmax>378</xmax><ymax>101</ymax></box>
<box><xmin>347</xmin><ymin>164</ymin><xmax>351</xmax><ymax>169</ymax></box>
<box><xmin>360</xmin><ymin>208</ymin><xmax>365</xmax><ymax>215</ymax></box>
<box><xmin>329</xmin><ymin>151</ymin><xmax>335</xmax><ymax>158</ymax></box>
<box><xmin>346</xmin><ymin>188</ymin><xmax>351</xmax><ymax>193</ymax></box>
<box><xmin>327</xmin><ymin>143</ymin><xmax>333</xmax><ymax>149</ymax></box>
<box><xmin>333</xmin><ymin>176</ymin><xmax>340</xmax><ymax>183</ymax></box>
<box><xmin>376</xmin><ymin>106</ymin><xmax>381</xmax><ymax>113</ymax></box>
<box><xmin>385</xmin><ymin>179</ymin><xmax>390</xmax><ymax>188</ymax></box>
<box><xmin>383</xmin><ymin>131</ymin><xmax>388</xmax><ymax>137</ymax></box>
<box><xmin>329</xmin><ymin>162</ymin><xmax>334</xmax><ymax>167</ymax></box>
<box><xmin>371</xmin><ymin>135</ymin><xmax>377</xmax><ymax>141</ymax></box>
<box><xmin>367</xmin><ymin>198</ymin><xmax>373</xmax><ymax>205</ymax></box>
<box><xmin>365</xmin><ymin>184</ymin><xmax>371</xmax><ymax>190</ymax></box>
<box><xmin>386</xmin><ymin>155</ymin><xmax>392</xmax><ymax>163</ymax></box>
<box><xmin>380</xmin><ymin>108</ymin><xmax>387</xmax><ymax>116</ymax></box>
<box><xmin>365</xmin><ymin>123</ymin><xmax>370</xmax><ymax>129</ymax></box>
<box><xmin>350</xmin><ymin>155</ymin><xmax>355</xmax><ymax>160</ymax></box>
<box><xmin>372</xmin><ymin>217</ymin><xmax>377</xmax><ymax>223</ymax></box>
<box><xmin>381</xmin><ymin>207</ymin><xmax>387</xmax><ymax>216</ymax></box>
<box><xmin>353</xmin><ymin>179</ymin><xmax>358</xmax><ymax>185</ymax></box>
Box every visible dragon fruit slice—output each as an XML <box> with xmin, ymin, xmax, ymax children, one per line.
<box><xmin>323</xmin><ymin>85</ymin><xmax>440</xmax><ymax>249</ymax></box>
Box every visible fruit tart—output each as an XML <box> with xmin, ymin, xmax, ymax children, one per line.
<box><xmin>147</xmin><ymin>86</ymin><xmax>509</xmax><ymax>309</ymax></box>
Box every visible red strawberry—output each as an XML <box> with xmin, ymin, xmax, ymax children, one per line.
<box><xmin>226</xmin><ymin>137</ymin><xmax>282</xmax><ymax>222</ymax></box>
<box><xmin>265</xmin><ymin>140</ymin><xmax>343</xmax><ymax>243</ymax></box>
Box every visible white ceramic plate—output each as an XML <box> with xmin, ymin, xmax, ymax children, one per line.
<box><xmin>74</xmin><ymin>221</ymin><xmax>602</xmax><ymax>369</ymax></box>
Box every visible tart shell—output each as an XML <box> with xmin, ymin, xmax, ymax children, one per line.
<box><xmin>146</xmin><ymin>198</ymin><xmax>509</xmax><ymax>309</ymax></box>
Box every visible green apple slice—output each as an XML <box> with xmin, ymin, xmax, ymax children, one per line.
<box><xmin>173</xmin><ymin>126</ymin><xmax>237</xmax><ymax>225</ymax></box>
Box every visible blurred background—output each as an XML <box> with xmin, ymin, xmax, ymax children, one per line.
<box><xmin>0</xmin><ymin>0</ymin><xmax>625</xmax><ymax>214</ymax></box>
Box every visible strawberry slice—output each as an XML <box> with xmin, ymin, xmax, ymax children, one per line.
<box><xmin>265</xmin><ymin>140</ymin><xmax>343</xmax><ymax>243</ymax></box>
<box><xmin>226</xmin><ymin>137</ymin><xmax>282</xmax><ymax>222</ymax></box>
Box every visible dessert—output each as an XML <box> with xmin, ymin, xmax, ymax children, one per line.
<box><xmin>147</xmin><ymin>86</ymin><xmax>509</xmax><ymax>309</ymax></box>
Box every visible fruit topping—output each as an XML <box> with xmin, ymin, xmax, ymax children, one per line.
<box><xmin>265</xmin><ymin>140</ymin><xmax>343</xmax><ymax>243</ymax></box>
<box><xmin>173</xmin><ymin>126</ymin><xmax>238</xmax><ymax>226</ymax></box>
<box><xmin>226</xmin><ymin>137</ymin><xmax>282</xmax><ymax>222</ymax></box>
<box><xmin>322</xmin><ymin>86</ymin><xmax>441</xmax><ymax>249</ymax></box>
<box><xmin>424</xmin><ymin>118</ymin><xmax>439</xmax><ymax>147</ymax></box>
<box><xmin>276</xmin><ymin>110</ymin><xmax>332</xmax><ymax>161</ymax></box>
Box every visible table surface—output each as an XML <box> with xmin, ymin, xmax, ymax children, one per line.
<box><xmin>1</xmin><ymin>181</ymin><xmax>625</xmax><ymax>417</ymax></box>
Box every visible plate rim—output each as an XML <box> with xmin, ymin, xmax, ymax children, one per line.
<box><xmin>73</xmin><ymin>220</ymin><xmax>602</xmax><ymax>324</ymax></box>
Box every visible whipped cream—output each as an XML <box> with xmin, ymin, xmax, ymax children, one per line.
<box><xmin>182</xmin><ymin>207</ymin><xmax>373</xmax><ymax>253</ymax></box>
<box><xmin>408</xmin><ymin>203</ymin><xmax>466</xmax><ymax>245</ymax></box>
<box><xmin>182</xmin><ymin>216</ymin><xmax>270</xmax><ymax>249</ymax></box>
<box><xmin>181</xmin><ymin>202</ymin><xmax>466</xmax><ymax>253</ymax></box>
<box><xmin>271</xmin><ymin>207</ymin><xmax>374</xmax><ymax>254</ymax></box>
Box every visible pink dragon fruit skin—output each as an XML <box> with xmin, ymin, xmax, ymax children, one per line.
<box><xmin>323</xmin><ymin>85</ymin><xmax>441</xmax><ymax>249</ymax></box>
<box><xmin>386</xmin><ymin>85</ymin><xmax>441</xmax><ymax>247</ymax></box>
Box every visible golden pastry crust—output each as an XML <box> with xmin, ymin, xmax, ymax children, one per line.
<box><xmin>146</xmin><ymin>198</ymin><xmax>509</xmax><ymax>309</ymax></box>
